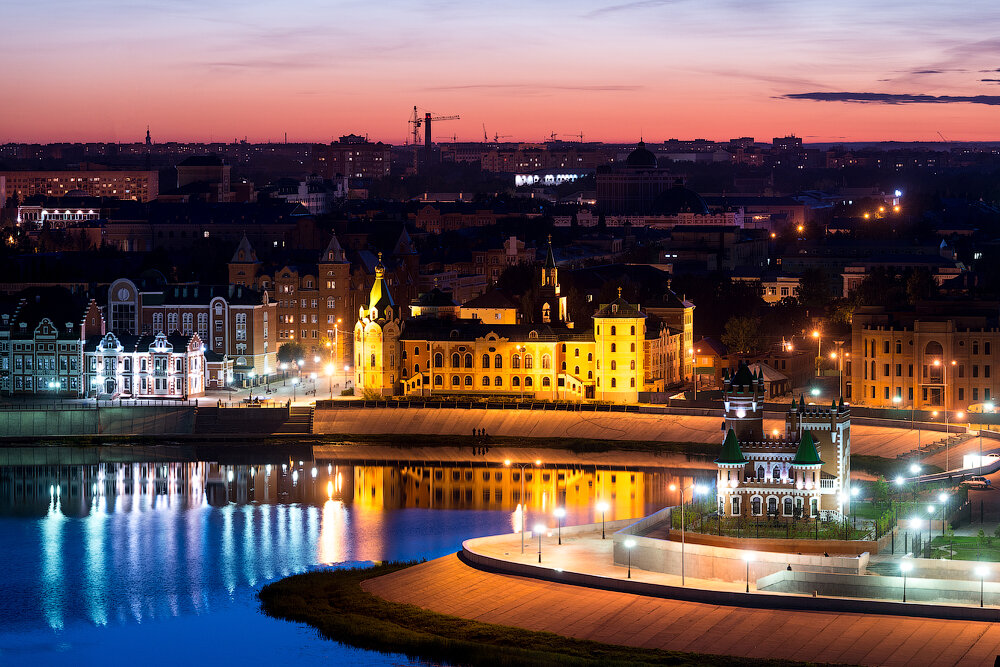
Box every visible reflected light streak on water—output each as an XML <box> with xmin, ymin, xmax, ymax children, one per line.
<box><xmin>0</xmin><ymin>454</ymin><xmax>703</xmax><ymax>665</ymax></box>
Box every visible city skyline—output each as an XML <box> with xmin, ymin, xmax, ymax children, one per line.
<box><xmin>4</xmin><ymin>0</ymin><xmax>1000</xmax><ymax>144</ymax></box>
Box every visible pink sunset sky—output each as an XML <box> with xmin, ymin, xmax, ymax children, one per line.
<box><xmin>3</xmin><ymin>0</ymin><xmax>1000</xmax><ymax>144</ymax></box>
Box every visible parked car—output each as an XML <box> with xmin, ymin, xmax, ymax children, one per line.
<box><xmin>961</xmin><ymin>476</ymin><xmax>992</xmax><ymax>489</ymax></box>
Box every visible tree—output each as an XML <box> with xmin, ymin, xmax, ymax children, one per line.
<box><xmin>796</xmin><ymin>268</ymin><xmax>832</xmax><ymax>311</ymax></box>
<box><xmin>720</xmin><ymin>316</ymin><xmax>763</xmax><ymax>356</ymax></box>
<box><xmin>277</xmin><ymin>342</ymin><xmax>307</xmax><ymax>364</ymax></box>
<box><xmin>872</xmin><ymin>477</ymin><xmax>890</xmax><ymax>506</ymax></box>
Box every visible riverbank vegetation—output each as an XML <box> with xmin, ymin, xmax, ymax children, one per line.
<box><xmin>259</xmin><ymin>562</ymin><xmax>819</xmax><ymax>667</ymax></box>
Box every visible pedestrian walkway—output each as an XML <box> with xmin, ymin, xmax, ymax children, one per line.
<box><xmin>365</xmin><ymin>550</ymin><xmax>1000</xmax><ymax>666</ymax></box>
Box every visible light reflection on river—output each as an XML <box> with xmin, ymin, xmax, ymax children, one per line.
<box><xmin>0</xmin><ymin>450</ymin><xmax>708</xmax><ymax>665</ymax></box>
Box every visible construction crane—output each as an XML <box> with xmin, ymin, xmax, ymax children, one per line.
<box><xmin>562</xmin><ymin>131</ymin><xmax>585</xmax><ymax>142</ymax></box>
<box><xmin>493</xmin><ymin>133</ymin><xmax>512</xmax><ymax>143</ymax></box>
<box><xmin>482</xmin><ymin>123</ymin><xmax>488</xmax><ymax>143</ymax></box>
<box><xmin>408</xmin><ymin>106</ymin><xmax>460</xmax><ymax>154</ymax></box>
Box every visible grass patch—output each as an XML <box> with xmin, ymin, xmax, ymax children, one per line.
<box><xmin>851</xmin><ymin>454</ymin><xmax>943</xmax><ymax>479</ymax></box>
<box><xmin>929</xmin><ymin>535</ymin><xmax>1000</xmax><ymax>562</ymax></box>
<box><xmin>259</xmin><ymin>562</ymin><xmax>832</xmax><ymax>667</ymax></box>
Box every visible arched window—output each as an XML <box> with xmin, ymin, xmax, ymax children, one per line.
<box><xmin>574</xmin><ymin>348</ymin><xmax>579</xmax><ymax>357</ymax></box>
<box><xmin>525</xmin><ymin>377</ymin><xmax>533</xmax><ymax>387</ymax></box>
<box><xmin>434</xmin><ymin>353</ymin><xmax>443</xmax><ymax>368</ymax></box>
<box><xmin>610</xmin><ymin>378</ymin><xmax>617</xmax><ymax>387</ymax></box>
<box><xmin>773</xmin><ymin>466</ymin><xmax>781</xmax><ymax>479</ymax></box>
<box><xmin>327</xmin><ymin>297</ymin><xmax>335</xmax><ymax>308</ymax></box>
<box><xmin>587</xmin><ymin>353</ymin><xmax>593</xmax><ymax>361</ymax></box>
<box><xmin>414</xmin><ymin>364</ymin><xmax>420</xmax><ymax>373</ymax></box>
<box><xmin>630</xmin><ymin>378</ymin><xmax>635</xmax><ymax>387</ymax></box>
<box><xmin>611</xmin><ymin>361</ymin><xmax>617</xmax><ymax>371</ymax></box>
<box><xmin>512</xmin><ymin>377</ymin><xmax>520</xmax><ymax>387</ymax></box>
<box><xmin>561</xmin><ymin>361</ymin><xmax>566</xmax><ymax>370</ymax></box>
<box><xmin>757</xmin><ymin>465</ymin><xmax>765</xmax><ymax>479</ymax></box>
<box><xmin>541</xmin><ymin>354</ymin><xmax>551</xmax><ymax>370</ymax></box>
<box><xmin>434</xmin><ymin>375</ymin><xmax>443</xmax><ymax>386</ymax></box>
<box><xmin>525</xmin><ymin>354</ymin><xmax>534</xmax><ymax>369</ymax></box>
<box><xmin>611</xmin><ymin>343</ymin><xmax>616</xmax><ymax>353</ymax></box>
<box><xmin>482</xmin><ymin>376</ymin><xmax>490</xmax><ymax>386</ymax></box>
<box><xmin>494</xmin><ymin>354</ymin><xmax>502</xmax><ymax>369</ymax></box>
<box><xmin>610</xmin><ymin>326</ymin><xmax>616</xmax><ymax>336</ymax></box>
<box><xmin>512</xmin><ymin>355</ymin><xmax>520</xmax><ymax>369</ymax></box>
<box><xmin>630</xmin><ymin>325</ymin><xmax>635</xmax><ymax>335</ymax></box>
<box><xmin>630</xmin><ymin>343</ymin><xmax>635</xmax><ymax>352</ymax></box>
<box><xmin>767</xmin><ymin>497</ymin><xmax>778</xmax><ymax>514</ymax></box>
<box><xmin>370</xmin><ymin>354</ymin><xmax>376</xmax><ymax>368</ymax></box>
<box><xmin>452</xmin><ymin>353</ymin><xmax>460</xmax><ymax>367</ymax></box>
<box><xmin>494</xmin><ymin>376</ymin><xmax>502</xmax><ymax>386</ymax></box>
<box><xmin>465</xmin><ymin>375</ymin><xmax>472</xmax><ymax>386</ymax></box>
<box><xmin>465</xmin><ymin>353</ymin><xmax>473</xmax><ymax>368</ymax></box>
<box><xmin>574</xmin><ymin>366</ymin><xmax>580</xmax><ymax>375</ymax></box>
<box><xmin>452</xmin><ymin>375</ymin><xmax>460</xmax><ymax>386</ymax></box>
<box><xmin>542</xmin><ymin>377</ymin><xmax>551</xmax><ymax>387</ymax></box>
<box><xmin>482</xmin><ymin>354</ymin><xmax>490</xmax><ymax>369</ymax></box>
<box><xmin>414</xmin><ymin>346</ymin><xmax>420</xmax><ymax>356</ymax></box>
<box><xmin>783</xmin><ymin>497</ymin><xmax>793</xmax><ymax>515</ymax></box>
<box><xmin>587</xmin><ymin>371</ymin><xmax>593</xmax><ymax>379</ymax></box>
<box><xmin>751</xmin><ymin>497</ymin><xmax>762</xmax><ymax>515</ymax></box>
<box><xmin>630</xmin><ymin>360</ymin><xmax>635</xmax><ymax>370</ymax></box>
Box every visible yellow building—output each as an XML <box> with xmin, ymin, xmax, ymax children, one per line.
<box><xmin>354</xmin><ymin>243</ymin><xmax>690</xmax><ymax>403</ymax></box>
<box><xmin>353</xmin><ymin>254</ymin><xmax>402</xmax><ymax>396</ymax></box>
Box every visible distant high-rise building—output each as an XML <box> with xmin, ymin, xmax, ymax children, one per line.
<box><xmin>0</xmin><ymin>167</ymin><xmax>159</xmax><ymax>203</ymax></box>
<box><xmin>311</xmin><ymin>137</ymin><xmax>391</xmax><ymax>179</ymax></box>
<box><xmin>772</xmin><ymin>135</ymin><xmax>803</xmax><ymax>152</ymax></box>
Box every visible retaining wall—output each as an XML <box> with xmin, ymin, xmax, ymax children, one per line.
<box><xmin>758</xmin><ymin>569</ymin><xmax>999</xmax><ymax>606</ymax></box>
<box><xmin>0</xmin><ymin>406</ymin><xmax>195</xmax><ymax>437</ymax></box>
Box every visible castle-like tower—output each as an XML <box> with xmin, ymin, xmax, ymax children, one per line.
<box><xmin>354</xmin><ymin>253</ymin><xmax>402</xmax><ymax>396</ymax></box>
<box><xmin>536</xmin><ymin>237</ymin><xmax>568</xmax><ymax>325</ymax></box>
<box><xmin>715</xmin><ymin>363</ymin><xmax>851</xmax><ymax>521</ymax></box>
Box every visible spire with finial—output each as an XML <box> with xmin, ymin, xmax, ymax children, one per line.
<box><xmin>617</xmin><ymin>286</ymin><xmax>622</xmax><ymax>299</ymax></box>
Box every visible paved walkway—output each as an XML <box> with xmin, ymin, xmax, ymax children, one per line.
<box><xmin>365</xmin><ymin>552</ymin><xmax>1000</xmax><ymax>666</ymax></box>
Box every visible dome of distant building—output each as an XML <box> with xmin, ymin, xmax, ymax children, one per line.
<box><xmin>625</xmin><ymin>140</ymin><xmax>658</xmax><ymax>168</ymax></box>
<box><xmin>650</xmin><ymin>179</ymin><xmax>709</xmax><ymax>215</ymax></box>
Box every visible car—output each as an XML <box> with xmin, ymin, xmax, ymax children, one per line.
<box><xmin>962</xmin><ymin>476</ymin><xmax>992</xmax><ymax>489</ymax></box>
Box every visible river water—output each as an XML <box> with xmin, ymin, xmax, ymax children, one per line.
<box><xmin>0</xmin><ymin>447</ymin><xmax>704</xmax><ymax>665</ymax></box>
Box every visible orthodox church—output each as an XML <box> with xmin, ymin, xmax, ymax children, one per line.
<box><xmin>715</xmin><ymin>362</ymin><xmax>851</xmax><ymax>520</ymax></box>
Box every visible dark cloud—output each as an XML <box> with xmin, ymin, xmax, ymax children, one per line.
<box><xmin>983</xmin><ymin>78</ymin><xmax>1000</xmax><ymax>83</ymax></box>
<box><xmin>910</xmin><ymin>69</ymin><xmax>968</xmax><ymax>74</ymax></box>
<box><xmin>781</xmin><ymin>91</ymin><xmax>1000</xmax><ymax>106</ymax></box>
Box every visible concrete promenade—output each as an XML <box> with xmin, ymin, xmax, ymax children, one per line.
<box><xmin>365</xmin><ymin>530</ymin><xmax>1000</xmax><ymax>666</ymax></box>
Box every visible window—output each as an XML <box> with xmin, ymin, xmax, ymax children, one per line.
<box><xmin>451</xmin><ymin>353</ymin><xmax>460</xmax><ymax>367</ymax></box>
<box><xmin>434</xmin><ymin>353</ymin><xmax>443</xmax><ymax>368</ymax></box>
<box><xmin>751</xmin><ymin>497</ymin><xmax>762</xmax><ymax>516</ymax></box>
<box><xmin>512</xmin><ymin>355</ymin><xmax>520</xmax><ymax>369</ymax></box>
<box><xmin>610</xmin><ymin>326</ymin><xmax>616</xmax><ymax>335</ymax></box>
<box><xmin>574</xmin><ymin>348</ymin><xmax>579</xmax><ymax>357</ymax></box>
<box><xmin>465</xmin><ymin>375</ymin><xmax>472</xmax><ymax>386</ymax></box>
<box><xmin>182</xmin><ymin>313</ymin><xmax>193</xmax><ymax>333</ymax></box>
<box><xmin>987</xmin><ymin>342</ymin><xmax>993</xmax><ymax>355</ymax></box>
<box><xmin>482</xmin><ymin>354</ymin><xmax>490</xmax><ymax>369</ymax></box>
<box><xmin>464</xmin><ymin>353</ymin><xmax>473</xmax><ymax>368</ymax></box>
<box><xmin>525</xmin><ymin>377</ymin><xmax>533</xmax><ymax>387</ymax></box>
<box><xmin>495</xmin><ymin>354</ymin><xmax>502</xmax><ymax>369</ymax></box>
<box><xmin>413</xmin><ymin>346</ymin><xmax>420</xmax><ymax>356</ymax></box>
<box><xmin>512</xmin><ymin>377</ymin><xmax>520</xmax><ymax>387</ymax></box>
<box><xmin>783</xmin><ymin>497</ymin><xmax>793</xmax><ymax>515</ymax></box>
<box><xmin>767</xmin><ymin>497</ymin><xmax>777</xmax><ymax>514</ymax></box>
<box><xmin>611</xmin><ymin>343</ymin><xmax>616</xmax><ymax>353</ymax></box>
<box><xmin>611</xmin><ymin>361</ymin><xmax>617</xmax><ymax>371</ymax></box>
<box><xmin>525</xmin><ymin>355</ymin><xmax>533</xmax><ymax>369</ymax></box>
<box><xmin>482</xmin><ymin>376</ymin><xmax>490</xmax><ymax>386</ymax></box>
<box><xmin>542</xmin><ymin>377</ymin><xmax>550</xmax><ymax>387</ymax></box>
<box><xmin>731</xmin><ymin>497</ymin><xmax>740</xmax><ymax>515</ymax></box>
<box><xmin>611</xmin><ymin>378</ymin><xmax>616</xmax><ymax>388</ymax></box>
<box><xmin>235</xmin><ymin>313</ymin><xmax>247</xmax><ymax>341</ymax></box>
<box><xmin>434</xmin><ymin>375</ymin><xmax>443</xmax><ymax>386</ymax></box>
<box><xmin>541</xmin><ymin>354</ymin><xmax>551</xmax><ymax>370</ymax></box>
<box><xmin>494</xmin><ymin>376</ymin><xmax>502</xmax><ymax>386</ymax></box>
<box><xmin>451</xmin><ymin>375</ymin><xmax>459</xmax><ymax>386</ymax></box>
<box><xmin>370</xmin><ymin>353</ymin><xmax>376</xmax><ymax>368</ymax></box>
<box><xmin>773</xmin><ymin>466</ymin><xmax>781</xmax><ymax>479</ymax></box>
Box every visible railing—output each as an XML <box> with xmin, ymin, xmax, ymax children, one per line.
<box><xmin>0</xmin><ymin>399</ymin><xmax>198</xmax><ymax>410</ymax></box>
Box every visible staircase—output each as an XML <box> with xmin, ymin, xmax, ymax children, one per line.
<box><xmin>274</xmin><ymin>406</ymin><xmax>314</xmax><ymax>434</ymax></box>
<box><xmin>897</xmin><ymin>433</ymin><xmax>974</xmax><ymax>460</ymax></box>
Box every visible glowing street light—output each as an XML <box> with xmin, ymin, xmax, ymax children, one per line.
<box><xmin>534</xmin><ymin>523</ymin><xmax>545</xmax><ymax>563</ymax></box>
<box><xmin>554</xmin><ymin>507</ymin><xmax>566</xmax><ymax>545</ymax></box>
<box><xmin>597</xmin><ymin>501</ymin><xmax>610</xmax><ymax>539</ymax></box>
<box><xmin>624</xmin><ymin>538</ymin><xmax>636</xmax><ymax>578</ymax></box>
<box><xmin>506</xmin><ymin>459</ymin><xmax>540</xmax><ymax>553</ymax></box>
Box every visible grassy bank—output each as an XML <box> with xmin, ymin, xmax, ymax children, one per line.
<box><xmin>258</xmin><ymin>562</ymin><xmax>827</xmax><ymax>667</ymax></box>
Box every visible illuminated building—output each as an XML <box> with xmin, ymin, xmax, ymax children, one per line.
<box><xmin>83</xmin><ymin>331</ymin><xmax>207</xmax><ymax>398</ymax></box>
<box><xmin>355</xmin><ymin>240</ymin><xmax>689</xmax><ymax>403</ymax></box>
<box><xmin>311</xmin><ymin>135</ymin><xmax>391</xmax><ymax>180</ymax></box>
<box><xmin>0</xmin><ymin>168</ymin><xmax>157</xmax><ymax>203</ymax></box>
<box><xmin>715</xmin><ymin>363</ymin><xmax>851</xmax><ymax>520</ymax></box>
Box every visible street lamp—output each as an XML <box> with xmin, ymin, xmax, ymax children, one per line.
<box><xmin>280</xmin><ymin>362</ymin><xmax>288</xmax><ymax>385</ymax></box>
<box><xmin>669</xmin><ymin>481</ymin><xmax>707</xmax><ymax>586</ymax></box>
<box><xmin>937</xmin><ymin>493</ymin><xmax>949</xmax><ymax>536</ymax></box>
<box><xmin>597</xmin><ymin>501</ymin><xmax>610</xmax><ymax>539</ymax></box>
<box><xmin>976</xmin><ymin>566</ymin><xmax>989</xmax><ymax>607</ymax></box>
<box><xmin>505</xmin><ymin>459</ymin><xmax>540</xmax><ymax>553</ymax></box>
<box><xmin>624</xmin><ymin>538</ymin><xmax>636</xmax><ymax>578</ymax></box>
<box><xmin>910</xmin><ymin>462</ymin><xmax>921</xmax><ymax>502</ymax></box>
<box><xmin>743</xmin><ymin>551</ymin><xmax>756</xmax><ymax>593</ymax></box>
<box><xmin>248</xmin><ymin>370</ymin><xmax>256</xmax><ymax>400</ymax></box>
<box><xmin>811</xmin><ymin>329</ymin><xmax>821</xmax><ymax>376</ymax></box>
<box><xmin>534</xmin><ymin>523</ymin><xmax>545</xmax><ymax>563</ymax></box>
<box><xmin>900</xmin><ymin>560</ymin><xmax>913</xmax><ymax>602</ymax></box>
<box><xmin>554</xmin><ymin>507</ymin><xmax>566</xmax><ymax>545</ymax></box>
<box><xmin>325</xmin><ymin>363</ymin><xmax>335</xmax><ymax>399</ymax></box>
<box><xmin>291</xmin><ymin>377</ymin><xmax>299</xmax><ymax>403</ymax></box>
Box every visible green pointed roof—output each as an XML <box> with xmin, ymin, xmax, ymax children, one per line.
<box><xmin>730</xmin><ymin>362</ymin><xmax>755</xmax><ymax>387</ymax></box>
<box><xmin>715</xmin><ymin>428</ymin><xmax>748</xmax><ymax>465</ymax></box>
<box><xmin>792</xmin><ymin>430</ymin><xmax>824</xmax><ymax>466</ymax></box>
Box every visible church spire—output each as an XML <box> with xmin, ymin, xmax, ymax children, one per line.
<box><xmin>321</xmin><ymin>231</ymin><xmax>346</xmax><ymax>263</ymax></box>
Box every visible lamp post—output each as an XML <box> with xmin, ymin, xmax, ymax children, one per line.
<box><xmin>534</xmin><ymin>523</ymin><xmax>545</xmax><ymax>563</ymax></box>
<box><xmin>743</xmin><ymin>551</ymin><xmax>755</xmax><ymax>593</ymax></box>
<box><xmin>291</xmin><ymin>377</ymin><xmax>299</xmax><ymax>403</ymax></box>
<box><xmin>624</xmin><ymin>538</ymin><xmax>635</xmax><ymax>578</ymax></box>
<box><xmin>900</xmin><ymin>560</ymin><xmax>912</xmax><ymax>602</ymax></box>
<box><xmin>281</xmin><ymin>362</ymin><xmax>288</xmax><ymax>386</ymax></box>
<box><xmin>976</xmin><ymin>566</ymin><xmax>989</xmax><ymax>607</ymax></box>
<box><xmin>925</xmin><ymin>505</ymin><xmax>935</xmax><ymax>558</ymax></box>
<box><xmin>326</xmin><ymin>363</ymin><xmax>335</xmax><ymax>400</ymax></box>
<box><xmin>554</xmin><ymin>507</ymin><xmax>565</xmax><ymax>545</ymax></box>
<box><xmin>248</xmin><ymin>370</ymin><xmax>256</xmax><ymax>401</ymax></box>
<box><xmin>597</xmin><ymin>501</ymin><xmax>610</xmax><ymax>539</ymax></box>
<box><xmin>812</xmin><ymin>329</ymin><xmax>821</xmax><ymax>376</ymax></box>
<box><xmin>910</xmin><ymin>462</ymin><xmax>921</xmax><ymax>502</ymax></box>
<box><xmin>505</xmin><ymin>459</ymin><xmax>540</xmax><ymax>553</ymax></box>
<box><xmin>689</xmin><ymin>347</ymin><xmax>697</xmax><ymax>400</ymax></box>
<box><xmin>937</xmin><ymin>492</ymin><xmax>949</xmax><ymax>537</ymax></box>
<box><xmin>669</xmin><ymin>481</ymin><xmax>707</xmax><ymax>586</ymax></box>
<box><xmin>934</xmin><ymin>358</ymin><xmax>957</xmax><ymax>470</ymax></box>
